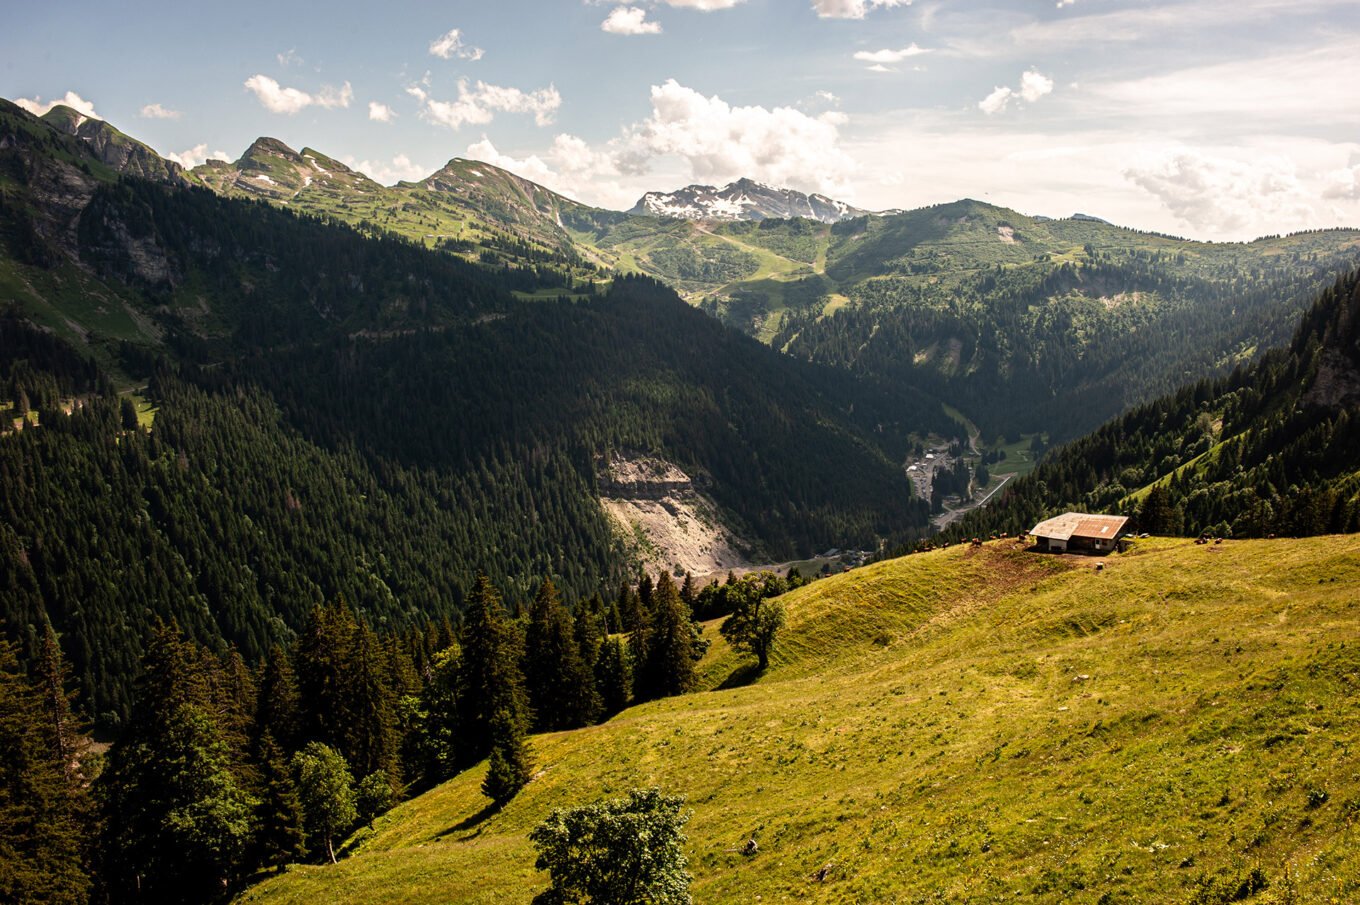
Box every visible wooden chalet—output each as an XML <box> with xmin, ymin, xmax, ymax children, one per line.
<box><xmin>1029</xmin><ymin>512</ymin><xmax>1130</xmax><ymax>554</ymax></box>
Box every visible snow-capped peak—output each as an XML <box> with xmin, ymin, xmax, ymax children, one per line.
<box><xmin>629</xmin><ymin>179</ymin><xmax>869</xmax><ymax>223</ymax></box>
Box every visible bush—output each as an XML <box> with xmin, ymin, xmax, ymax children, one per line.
<box><xmin>529</xmin><ymin>788</ymin><xmax>691</xmax><ymax>905</ymax></box>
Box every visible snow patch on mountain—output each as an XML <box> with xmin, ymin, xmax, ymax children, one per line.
<box><xmin>630</xmin><ymin>177</ymin><xmax>870</xmax><ymax>223</ymax></box>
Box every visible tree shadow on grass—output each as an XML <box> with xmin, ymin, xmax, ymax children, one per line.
<box><xmin>717</xmin><ymin>661</ymin><xmax>762</xmax><ymax>690</ymax></box>
<box><xmin>434</xmin><ymin>802</ymin><xmax>499</xmax><ymax>841</ymax></box>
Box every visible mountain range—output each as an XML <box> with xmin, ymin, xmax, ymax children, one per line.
<box><xmin>6</xmin><ymin>93</ymin><xmax>1360</xmax><ymax>726</ymax></box>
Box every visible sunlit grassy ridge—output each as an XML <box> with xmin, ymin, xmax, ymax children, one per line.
<box><xmin>239</xmin><ymin>536</ymin><xmax>1360</xmax><ymax>905</ymax></box>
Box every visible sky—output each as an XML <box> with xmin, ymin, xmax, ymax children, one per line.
<box><xmin>3</xmin><ymin>0</ymin><xmax>1359</xmax><ymax>241</ymax></box>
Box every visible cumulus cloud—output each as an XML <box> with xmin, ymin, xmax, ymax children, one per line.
<box><xmin>429</xmin><ymin>28</ymin><xmax>484</xmax><ymax>61</ymax></box>
<box><xmin>467</xmin><ymin>137</ymin><xmax>558</xmax><ymax>185</ymax></box>
<box><xmin>276</xmin><ymin>48</ymin><xmax>302</xmax><ymax>67</ymax></box>
<box><xmin>139</xmin><ymin>103</ymin><xmax>180</xmax><ymax>119</ymax></box>
<box><xmin>368</xmin><ymin>101</ymin><xmax>395</xmax><ymax>122</ymax></box>
<box><xmin>1019</xmin><ymin>69</ymin><xmax>1054</xmax><ymax>102</ymax></box>
<box><xmin>408</xmin><ymin>79</ymin><xmax>561</xmax><ymax>129</ymax></box>
<box><xmin>343</xmin><ymin>154</ymin><xmax>429</xmax><ymax>185</ymax></box>
<box><xmin>244</xmin><ymin>75</ymin><xmax>352</xmax><ymax>114</ymax></box>
<box><xmin>979</xmin><ymin>69</ymin><xmax>1053</xmax><ymax>114</ymax></box>
<box><xmin>14</xmin><ymin>91</ymin><xmax>100</xmax><ymax>119</ymax></box>
<box><xmin>602</xmin><ymin>6</ymin><xmax>663</xmax><ymax>34</ymax></box>
<box><xmin>165</xmin><ymin>144</ymin><xmax>230</xmax><ymax>170</ymax></box>
<box><xmin>1322</xmin><ymin>164</ymin><xmax>1360</xmax><ymax>201</ymax></box>
<box><xmin>978</xmin><ymin>86</ymin><xmax>1013</xmax><ymax>115</ymax></box>
<box><xmin>812</xmin><ymin>0</ymin><xmax>910</xmax><ymax>19</ymax></box>
<box><xmin>853</xmin><ymin>43</ymin><xmax>930</xmax><ymax>64</ymax></box>
<box><xmin>1125</xmin><ymin>150</ymin><xmax>1315</xmax><ymax>234</ymax></box>
<box><xmin>615</xmin><ymin>79</ymin><xmax>856</xmax><ymax>196</ymax></box>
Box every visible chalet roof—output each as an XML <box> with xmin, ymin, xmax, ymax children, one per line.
<box><xmin>1030</xmin><ymin>512</ymin><xmax>1130</xmax><ymax>542</ymax></box>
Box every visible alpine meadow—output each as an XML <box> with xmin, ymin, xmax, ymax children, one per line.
<box><xmin>3</xmin><ymin>2</ymin><xmax>1360</xmax><ymax>904</ymax></box>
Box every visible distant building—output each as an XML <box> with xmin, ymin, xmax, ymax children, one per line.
<box><xmin>1029</xmin><ymin>512</ymin><xmax>1130</xmax><ymax>554</ymax></box>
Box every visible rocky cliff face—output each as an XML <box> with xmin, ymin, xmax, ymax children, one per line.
<box><xmin>597</xmin><ymin>453</ymin><xmax>751</xmax><ymax>576</ymax></box>
<box><xmin>40</xmin><ymin>105</ymin><xmax>186</xmax><ymax>184</ymax></box>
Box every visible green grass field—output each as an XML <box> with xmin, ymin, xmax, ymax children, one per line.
<box><xmin>238</xmin><ymin>536</ymin><xmax>1360</xmax><ymax>905</ymax></box>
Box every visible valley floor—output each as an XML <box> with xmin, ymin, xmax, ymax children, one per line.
<box><xmin>239</xmin><ymin>536</ymin><xmax>1360</xmax><ymax>905</ymax></box>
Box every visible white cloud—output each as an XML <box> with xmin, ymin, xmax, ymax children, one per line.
<box><xmin>429</xmin><ymin>28</ymin><xmax>484</xmax><ymax>61</ymax></box>
<box><xmin>139</xmin><ymin>103</ymin><xmax>180</xmax><ymax>119</ymax></box>
<box><xmin>15</xmin><ymin>91</ymin><xmax>100</xmax><ymax>119</ymax></box>
<box><xmin>854</xmin><ymin>43</ymin><xmax>930</xmax><ymax>63</ymax></box>
<box><xmin>1019</xmin><ymin>69</ymin><xmax>1054</xmax><ymax>102</ymax></box>
<box><xmin>1323</xmin><ymin>164</ymin><xmax>1360</xmax><ymax>201</ymax></box>
<box><xmin>244</xmin><ymin>75</ymin><xmax>352</xmax><ymax>114</ymax></box>
<box><xmin>813</xmin><ymin>0</ymin><xmax>910</xmax><ymax>19</ymax></box>
<box><xmin>467</xmin><ymin>137</ymin><xmax>558</xmax><ymax>185</ymax></box>
<box><xmin>1082</xmin><ymin>39</ymin><xmax>1360</xmax><ymax>126</ymax></box>
<box><xmin>978</xmin><ymin>85</ymin><xmax>1013</xmax><ymax>114</ymax></box>
<box><xmin>343</xmin><ymin>154</ymin><xmax>429</xmax><ymax>185</ymax></box>
<box><xmin>276</xmin><ymin>48</ymin><xmax>302</xmax><ymax>67</ymax></box>
<box><xmin>1125</xmin><ymin>150</ymin><xmax>1315</xmax><ymax>234</ymax></box>
<box><xmin>978</xmin><ymin>69</ymin><xmax>1053</xmax><ymax>113</ymax></box>
<box><xmin>1056</xmin><ymin>0</ymin><xmax>1076</xmax><ymax>6</ymax></box>
<box><xmin>165</xmin><ymin>144</ymin><xmax>230</xmax><ymax>169</ymax></box>
<box><xmin>615</xmin><ymin>79</ymin><xmax>856</xmax><ymax>197</ymax></box>
<box><xmin>602</xmin><ymin>6</ymin><xmax>663</xmax><ymax>34</ymax></box>
<box><xmin>368</xmin><ymin>101</ymin><xmax>395</xmax><ymax>122</ymax></box>
<box><xmin>663</xmin><ymin>0</ymin><xmax>746</xmax><ymax>8</ymax></box>
<box><xmin>867</xmin><ymin>64</ymin><xmax>895</xmax><ymax>73</ymax></box>
<box><xmin>408</xmin><ymin>79</ymin><xmax>561</xmax><ymax>130</ymax></box>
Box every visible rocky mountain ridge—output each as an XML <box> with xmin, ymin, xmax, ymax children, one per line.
<box><xmin>629</xmin><ymin>177</ymin><xmax>868</xmax><ymax>223</ymax></box>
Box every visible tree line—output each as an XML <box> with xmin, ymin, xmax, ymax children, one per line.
<box><xmin>1</xmin><ymin>562</ymin><xmax>797</xmax><ymax>904</ymax></box>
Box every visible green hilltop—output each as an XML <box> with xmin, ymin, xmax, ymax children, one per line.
<box><xmin>238</xmin><ymin>535</ymin><xmax>1360</xmax><ymax>905</ymax></box>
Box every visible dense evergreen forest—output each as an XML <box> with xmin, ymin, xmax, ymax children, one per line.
<box><xmin>0</xmin><ymin>101</ymin><xmax>941</xmax><ymax>728</ymax></box>
<box><xmin>943</xmin><ymin>268</ymin><xmax>1360</xmax><ymax>543</ymax></box>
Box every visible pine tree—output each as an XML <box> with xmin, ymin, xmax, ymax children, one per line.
<box><xmin>634</xmin><ymin>573</ymin><xmax>695</xmax><ymax>701</ymax></box>
<box><xmin>524</xmin><ymin>578</ymin><xmax>600</xmax><ymax>731</ymax></box>
<box><xmin>294</xmin><ymin>603</ymin><xmax>359</xmax><ymax>755</ymax></box>
<box><xmin>35</xmin><ymin>619</ymin><xmax>87</xmax><ymax>783</ymax></box>
<box><xmin>595</xmin><ymin>636</ymin><xmax>632</xmax><ymax>717</ymax></box>
<box><xmin>255</xmin><ymin>647</ymin><xmax>302</xmax><ymax>753</ymax></box>
<box><xmin>346</xmin><ymin>621</ymin><xmax>399</xmax><ymax>784</ymax></box>
<box><xmin>481</xmin><ymin>707</ymin><xmax>534</xmax><ymax>806</ymax></box>
<box><xmin>0</xmin><ymin>639</ymin><xmax>90</xmax><ymax>905</ymax></box>
<box><xmin>98</xmin><ymin>626</ymin><xmax>256</xmax><ymax>903</ymax></box>
<box><xmin>455</xmin><ymin>574</ymin><xmax>530</xmax><ymax>768</ymax></box>
<box><xmin>253</xmin><ymin>733</ymin><xmax>304</xmax><ymax>873</ymax></box>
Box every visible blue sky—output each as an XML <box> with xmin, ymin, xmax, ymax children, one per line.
<box><xmin>4</xmin><ymin>0</ymin><xmax>1359</xmax><ymax>240</ymax></box>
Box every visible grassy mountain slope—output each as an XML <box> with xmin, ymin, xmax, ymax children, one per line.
<box><xmin>240</xmin><ymin>536</ymin><xmax>1360</xmax><ymax>905</ymax></box>
<box><xmin>951</xmin><ymin>268</ymin><xmax>1360</xmax><ymax>542</ymax></box>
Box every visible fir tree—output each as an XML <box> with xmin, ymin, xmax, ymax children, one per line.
<box><xmin>481</xmin><ymin>707</ymin><xmax>534</xmax><ymax>807</ymax></box>
<box><xmin>253</xmin><ymin>733</ymin><xmax>304</xmax><ymax>873</ymax></box>
<box><xmin>524</xmin><ymin>578</ymin><xmax>600</xmax><ymax>731</ymax></box>
<box><xmin>255</xmin><ymin>647</ymin><xmax>302</xmax><ymax>753</ymax></box>
<box><xmin>634</xmin><ymin>573</ymin><xmax>695</xmax><ymax>701</ymax></box>
<box><xmin>595</xmin><ymin>636</ymin><xmax>632</xmax><ymax>717</ymax></box>
<box><xmin>455</xmin><ymin>574</ymin><xmax>530</xmax><ymax>768</ymax></box>
<box><xmin>0</xmin><ymin>639</ymin><xmax>90</xmax><ymax>905</ymax></box>
<box><xmin>98</xmin><ymin>626</ymin><xmax>256</xmax><ymax>903</ymax></box>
